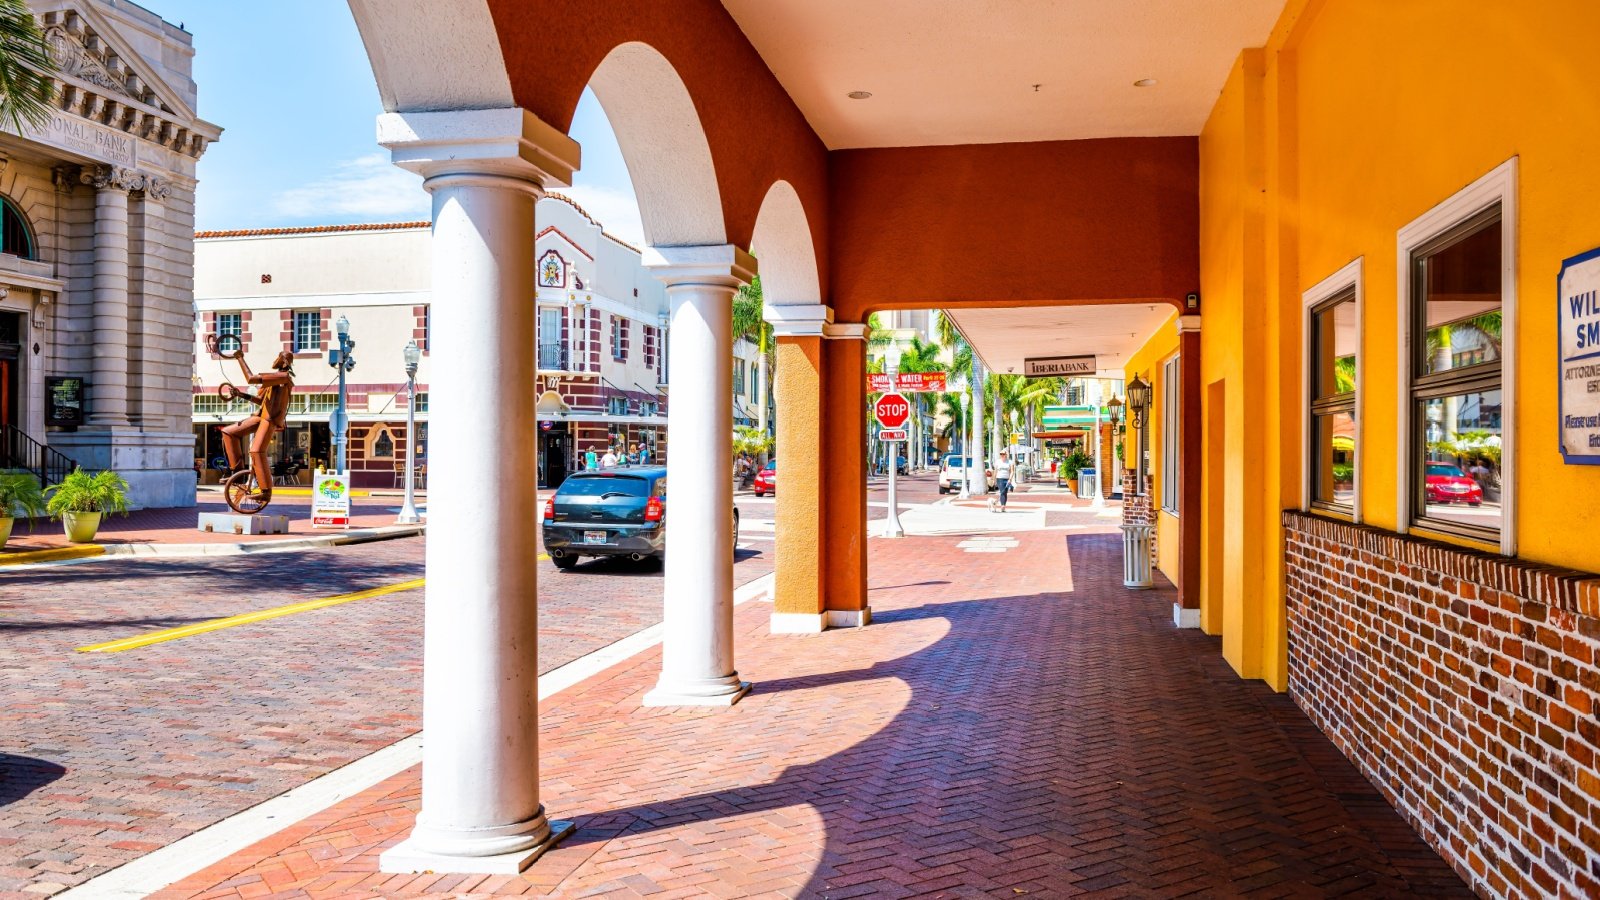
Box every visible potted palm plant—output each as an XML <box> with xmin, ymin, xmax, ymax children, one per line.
<box><xmin>0</xmin><ymin>472</ymin><xmax>45</xmax><ymax>549</ymax></box>
<box><xmin>45</xmin><ymin>467</ymin><xmax>130</xmax><ymax>543</ymax></box>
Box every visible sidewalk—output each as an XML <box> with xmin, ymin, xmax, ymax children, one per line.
<box><xmin>133</xmin><ymin>510</ymin><xmax>1464</xmax><ymax>897</ymax></box>
<box><xmin>0</xmin><ymin>491</ymin><xmax>422</xmax><ymax>562</ymax></box>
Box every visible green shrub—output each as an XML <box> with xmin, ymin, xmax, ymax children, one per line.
<box><xmin>45</xmin><ymin>468</ymin><xmax>130</xmax><ymax>517</ymax></box>
<box><xmin>0</xmin><ymin>471</ymin><xmax>44</xmax><ymax>519</ymax></box>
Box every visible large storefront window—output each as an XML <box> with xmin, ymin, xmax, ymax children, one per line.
<box><xmin>1409</xmin><ymin>209</ymin><xmax>1503</xmax><ymax>541</ymax></box>
<box><xmin>1309</xmin><ymin>289</ymin><xmax>1357</xmax><ymax>513</ymax></box>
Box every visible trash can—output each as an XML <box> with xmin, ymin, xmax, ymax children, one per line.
<box><xmin>1077</xmin><ymin>468</ymin><xmax>1096</xmax><ymax>499</ymax></box>
<box><xmin>1121</xmin><ymin>523</ymin><xmax>1154</xmax><ymax>589</ymax></box>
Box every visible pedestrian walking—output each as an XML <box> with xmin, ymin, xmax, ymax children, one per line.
<box><xmin>584</xmin><ymin>448</ymin><xmax>598</xmax><ymax>471</ymax></box>
<box><xmin>994</xmin><ymin>449</ymin><xmax>1013</xmax><ymax>511</ymax></box>
<box><xmin>601</xmin><ymin>446</ymin><xmax>618</xmax><ymax>468</ymax></box>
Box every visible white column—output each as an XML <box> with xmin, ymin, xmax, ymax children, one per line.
<box><xmin>377</xmin><ymin>108</ymin><xmax>580</xmax><ymax>875</ymax></box>
<box><xmin>969</xmin><ymin>363</ymin><xmax>987</xmax><ymax>495</ymax></box>
<box><xmin>643</xmin><ymin>245</ymin><xmax>755</xmax><ymax>707</ymax></box>
<box><xmin>84</xmin><ymin>168</ymin><xmax>132</xmax><ymax>428</ymax></box>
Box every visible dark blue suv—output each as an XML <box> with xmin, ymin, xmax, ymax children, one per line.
<box><xmin>541</xmin><ymin>466</ymin><xmax>739</xmax><ymax>569</ymax></box>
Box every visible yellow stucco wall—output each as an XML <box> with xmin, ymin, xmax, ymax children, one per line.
<box><xmin>1122</xmin><ymin>311</ymin><xmax>1182</xmax><ymax>586</ymax></box>
<box><xmin>1199</xmin><ymin>0</ymin><xmax>1600</xmax><ymax>690</ymax></box>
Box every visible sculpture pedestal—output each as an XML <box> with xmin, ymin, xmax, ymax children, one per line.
<box><xmin>198</xmin><ymin>513</ymin><xmax>289</xmax><ymax>535</ymax></box>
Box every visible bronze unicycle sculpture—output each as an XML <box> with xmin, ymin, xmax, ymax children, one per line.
<box><xmin>208</xmin><ymin>335</ymin><xmax>296</xmax><ymax>515</ymax></box>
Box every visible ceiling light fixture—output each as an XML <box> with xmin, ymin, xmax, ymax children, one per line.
<box><xmin>1134</xmin><ymin>78</ymin><xmax>1157</xmax><ymax>87</ymax></box>
<box><xmin>847</xmin><ymin>90</ymin><xmax>873</xmax><ymax>100</ymax></box>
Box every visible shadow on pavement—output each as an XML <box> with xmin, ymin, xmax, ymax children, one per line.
<box><xmin>0</xmin><ymin>753</ymin><xmax>66</xmax><ymax>810</ymax></box>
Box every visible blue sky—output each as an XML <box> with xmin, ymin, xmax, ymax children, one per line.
<box><xmin>158</xmin><ymin>0</ymin><xmax>643</xmax><ymax>243</ymax></box>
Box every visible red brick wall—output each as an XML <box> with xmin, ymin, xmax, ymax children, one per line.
<box><xmin>1121</xmin><ymin>468</ymin><xmax>1156</xmax><ymax>564</ymax></box>
<box><xmin>1283</xmin><ymin>511</ymin><xmax>1600</xmax><ymax>899</ymax></box>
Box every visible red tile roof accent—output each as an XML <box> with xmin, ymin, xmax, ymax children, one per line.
<box><xmin>194</xmin><ymin>221</ymin><xmax>431</xmax><ymax>239</ymax></box>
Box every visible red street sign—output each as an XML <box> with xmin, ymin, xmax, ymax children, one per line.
<box><xmin>867</xmin><ymin>372</ymin><xmax>947</xmax><ymax>393</ymax></box>
<box><xmin>878</xmin><ymin>428</ymin><xmax>907</xmax><ymax>442</ymax></box>
<box><xmin>873</xmin><ymin>392</ymin><xmax>911</xmax><ymax>429</ymax></box>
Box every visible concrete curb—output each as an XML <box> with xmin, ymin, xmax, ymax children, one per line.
<box><xmin>0</xmin><ymin>525</ymin><xmax>425</xmax><ymax>569</ymax></box>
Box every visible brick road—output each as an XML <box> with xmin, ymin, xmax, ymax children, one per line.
<box><xmin>0</xmin><ymin>503</ymin><xmax>774</xmax><ymax>898</ymax></box>
<box><xmin>150</xmin><ymin>508</ymin><xmax>1466</xmax><ymax>898</ymax></box>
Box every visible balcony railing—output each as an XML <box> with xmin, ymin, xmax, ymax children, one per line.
<box><xmin>538</xmin><ymin>343</ymin><xmax>571</xmax><ymax>371</ymax></box>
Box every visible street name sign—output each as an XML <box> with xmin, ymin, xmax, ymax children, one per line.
<box><xmin>867</xmin><ymin>372</ymin><xmax>947</xmax><ymax>393</ymax></box>
<box><xmin>878</xmin><ymin>428</ymin><xmax>908</xmax><ymax>442</ymax></box>
<box><xmin>1560</xmin><ymin>245</ymin><xmax>1600</xmax><ymax>462</ymax></box>
<box><xmin>1023</xmin><ymin>355</ymin><xmax>1097</xmax><ymax>377</ymax></box>
<box><xmin>873</xmin><ymin>392</ymin><xmax>911</xmax><ymax>429</ymax></box>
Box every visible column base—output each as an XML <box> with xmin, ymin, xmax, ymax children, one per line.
<box><xmin>643</xmin><ymin>680</ymin><xmax>752</xmax><ymax>707</ymax></box>
<box><xmin>825</xmin><ymin>608</ymin><xmax>871</xmax><ymax>628</ymax></box>
<box><xmin>770</xmin><ymin>612</ymin><xmax>825</xmax><ymax>633</ymax></box>
<box><xmin>380</xmin><ymin>819</ymin><xmax>574</xmax><ymax>875</ymax></box>
<box><xmin>769</xmin><ymin>608</ymin><xmax>872</xmax><ymax>632</ymax></box>
<box><xmin>1172</xmin><ymin>604</ymin><xmax>1201</xmax><ymax>629</ymax></box>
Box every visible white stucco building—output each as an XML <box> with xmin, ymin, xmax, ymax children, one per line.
<box><xmin>192</xmin><ymin>195</ymin><xmax>672</xmax><ymax>488</ymax></box>
<box><xmin>0</xmin><ymin>0</ymin><xmax>219</xmax><ymax>508</ymax></box>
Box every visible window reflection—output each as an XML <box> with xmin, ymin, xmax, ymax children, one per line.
<box><xmin>1421</xmin><ymin>220</ymin><xmax>1501</xmax><ymax>376</ymax></box>
<box><xmin>1313</xmin><ymin>410</ymin><xmax>1355</xmax><ymax>507</ymax></box>
<box><xmin>1419</xmin><ymin>389</ymin><xmax>1502</xmax><ymax>531</ymax></box>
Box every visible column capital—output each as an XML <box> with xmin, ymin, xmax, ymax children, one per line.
<box><xmin>1175</xmin><ymin>314</ymin><xmax>1201</xmax><ymax>333</ymax></box>
<box><xmin>80</xmin><ymin>165</ymin><xmax>143</xmax><ymax>193</ymax></box>
<box><xmin>824</xmin><ymin>322</ymin><xmax>869</xmax><ymax>341</ymax></box>
<box><xmin>378</xmin><ymin>107</ymin><xmax>580</xmax><ymax>188</ymax></box>
<box><xmin>642</xmin><ymin>244</ymin><xmax>756</xmax><ymax>290</ymax></box>
<box><xmin>765</xmin><ymin>303</ymin><xmax>832</xmax><ymax>338</ymax></box>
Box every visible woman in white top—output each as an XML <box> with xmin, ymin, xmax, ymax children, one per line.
<box><xmin>994</xmin><ymin>450</ymin><xmax>1013</xmax><ymax>510</ymax></box>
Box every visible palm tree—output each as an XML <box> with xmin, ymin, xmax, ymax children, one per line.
<box><xmin>0</xmin><ymin>0</ymin><xmax>57</xmax><ymax>133</ymax></box>
<box><xmin>732</xmin><ymin>276</ymin><xmax>772</xmax><ymax>439</ymax></box>
<box><xmin>894</xmin><ymin>335</ymin><xmax>946</xmax><ymax>467</ymax></box>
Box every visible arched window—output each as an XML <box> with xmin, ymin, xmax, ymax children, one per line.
<box><xmin>369</xmin><ymin>425</ymin><xmax>396</xmax><ymax>459</ymax></box>
<box><xmin>1</xmin><ymin>198</ymin><xmax>35</xmax><ymax>259</ymax></box>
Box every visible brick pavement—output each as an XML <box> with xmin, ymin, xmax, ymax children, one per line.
<box><xmin>0</xmin><ymin>524</ymin><xmax>773</xmax><ymax>897</ymax></box>
<box><xmin>149</xmin><ymin>510</ymin><xmax>1467</xmax><ymax>898</ymax></box>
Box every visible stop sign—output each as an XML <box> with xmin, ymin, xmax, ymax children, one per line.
<box><xmin>873</xmin><ymin>392</ymin><xmax>911</xmax><ymax>429</ymax></box>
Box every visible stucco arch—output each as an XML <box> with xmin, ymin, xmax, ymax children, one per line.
<box><xmin>347</xmin><ymin>0</ymin><xmax>513</xmax><ymax>112</ymax></box>
<box><xmin>585</xmin><ymin>42</ymin><xmax>726</xmax><ymax>248</ymax></box>
<box><xmin>749</xmin><ymin>180</ymin><xmax>821</xmax><ymax>307</ymax></box>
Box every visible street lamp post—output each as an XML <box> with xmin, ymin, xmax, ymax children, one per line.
<box><xmin>957</xmin><ymin>383</ymin><xmax>971</xmax><ymax>500</ymax></box>
<box><xmin>1105</xmin><ymin>394</ymin><xmax>1123</xmax><ymax>501</ymax></box>
<box><xmin>330</xmin><ymin>315</ymin><xmax>356</xmax><ymax>474</ymax></box>
<box><xmin>396</xmin><ymin>340</ymin><xmax>423</xmax><ymax>525</ymax></box>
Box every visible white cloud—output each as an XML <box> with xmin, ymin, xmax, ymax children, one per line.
<box><xmin>272</xmin><ymin>153</ymin><xmax>430</xmax><ymax>222</ymax></box>
<box><xmin>554</xmin><ymin>184</ymin><xmax>646</xmax><ymax>248</ymax></box>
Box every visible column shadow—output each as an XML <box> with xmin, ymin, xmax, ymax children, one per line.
<box><xmin>552</xmin><ymin>533</ymin><xmax>1469</xmax><ymax>897</ymax></box>
<box><xmin>0</xmin><ymin>753</ymin><xmax>66</xmax><ymax>809</ymax></box>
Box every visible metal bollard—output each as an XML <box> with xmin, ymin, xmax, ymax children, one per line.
<box><xmin>1121</xmin><ymin>523</ymin><xmax>1154</xmax><ymax>589</ymax></box>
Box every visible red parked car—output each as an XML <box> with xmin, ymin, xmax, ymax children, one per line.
<box><xmin>753</xmin><ymin>460</ymin><xmax>776</xmax><ymax>497</ymax></box>
<box><xmin>1424</xmin><ymin>463</ymin><xmax>1483</xmax><ymax>506</ymax></box>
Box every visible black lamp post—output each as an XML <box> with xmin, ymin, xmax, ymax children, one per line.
<box><xmin>1126</xmin><ymin>374</ymin><xmax>1152</xmax><ymax>494</ymax></box>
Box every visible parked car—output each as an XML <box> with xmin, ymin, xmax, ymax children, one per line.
<box><xmin>542</xmin><ymin>466</ymin><xmax>739</xmax><ymax>569</ymax></box>
<box><xmin>937</xmin><ymin>455</ymin><xmax>995</xmax><ymax>494</ymax></box>
<box><xmin>753</xmin><ymin>460</ymin><xmax>776</xmax><ymax>496</ymax></box>
<box><xmin>1424</xmin><ymin>463</ymin><xmax>1483</xmax><ymax>506</ymax></box>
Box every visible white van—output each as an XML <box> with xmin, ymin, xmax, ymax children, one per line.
<box><xmin>937</xmin><ymin>455</ymin><xmax>995</xmax><ymax>494</ymax></box>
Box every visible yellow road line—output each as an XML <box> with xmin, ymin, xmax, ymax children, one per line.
<box><xmin>76</xmin><ymin>578</ymin><xmax>426</xmax><ymax>653</ymax></box>
<box><xmin>76</xmin><ymin>554</ymin><xmax>553</xmax><ymax>653</ymax></box>
<box><xmin>0</xmin><ymin>545</ymin><xmax>105</xmax><ymax>567</ymax></box>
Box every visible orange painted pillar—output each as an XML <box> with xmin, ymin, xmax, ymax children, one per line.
<box><xmin>821</xmin><ymin>325</ymin><xmax>870</xmax><ymax>625</ymax></box>
<box><xmin>770</xmin><ymin>333</ymin><xmax>827</xmax><ymax>632</ymax></box>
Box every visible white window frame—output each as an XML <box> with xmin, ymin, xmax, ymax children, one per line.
<box><xmin>1160</xmin><ymin>353</ymin><xmax>1180</xmax><ymax>515</ymax></box>
<box><xmin>292</xmin><ymin>310</ymin><xmax>321</xmax><ymax>353</ymax></box>
<box><xmin>1395</xmin><ymin>157</ymin><xmax>1517</xmax><ymax>556</ymax></box>
<box><xmin>217</xmin><ymin>312</ymin><xmax>242</xmax><ymax>339</ymax></box>
<box><xmin>1301</xmin><ymin>257</ymin><xmax>1364</xmax><ymax>522</ymax></box>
